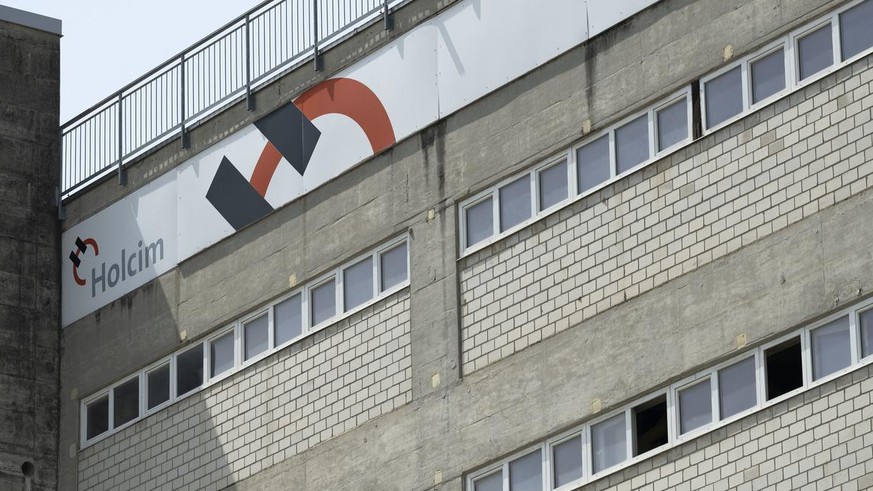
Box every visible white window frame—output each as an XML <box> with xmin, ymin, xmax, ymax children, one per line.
<box><xmin>790</xmin><ymin>18</ymin><xmax>838</xmax><ymax>86</ymax></box>
<box><xmin>838</xmin><ymin>0</ymin><xmax>873</xmax><ymax>65</ymax></box>
<box><xmin>746</xmin><ymin>41</ymin><xmax>790</xmax><ymax>109</ymax></box>
<box><xmin>377</xmin><ymin>236</ymin><xmax>411</xmax><ymax>294</ymax></box>
<box><xmin>547</xmin><ymin>430</ymin><xmax>587</xmax><ymax>491</ymax></box>
<box><xmin>241</xmin><ymin>308</ymin><xmax>272</xmax><ymax>367</ymax></box>
<box><xmin>671</xmin><ymin>373</ymin><xmax>716</xmax><ymax>441</ymax></box>
<box><xmin>143</xmin><ymin>357</ymin><xmax>174</xmax><ymax>415</ymax></box>
<box><xmin>272</xmin><ymin>290</ymin><xmax>305</xmax><ymax>351</ymax></box>
<box><xmin>206</xmin><ymin>325</ymin><xmax>237</xmax><ymax>383</ymax></box>
<box><xmin>308</xmin><ymin>273</ymin><xmax>338</xmax><ymax>330</ymax></box>
<box><xmin>174</xmin><ymin>341</ymin><xmax>206</xmax><ymax>400</ymax></box>
<box><xmin>341</xmin><ymin>254</ymin><xmax>376</xmax><ymax>314</ymax></box>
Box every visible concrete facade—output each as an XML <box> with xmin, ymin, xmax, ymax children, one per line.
<box><xmin>0</xmin><ymin>8</ymin><xmax>61</xmax><ymax>491</ymax></box>
<box><xmin>53</xmin><ymin>0</ymin><xmax>873</xmax><ymax>490</ymax></box>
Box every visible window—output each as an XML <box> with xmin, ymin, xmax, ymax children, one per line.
<box><xmin>113</xmin><ymin>377</ymin><xmax>139</xmax><ymax>428</ymax></box>
<box><xmin>210</xmin><ymin>331</ymin><xmax>235</xmax><ymax>378</ymax></box>
<box><xmin>840</xmin><ymin>0</ymin><xmax>873</xmax><ymax>60</ymax></box>
<box><xmin>474</xmin><ymin>471</ymin><xmax>502</xmax><ymax>491</ymax></box>
<box><xmin>797</xmin><ymin>24</ymin><xmax>834</xmax><ymax>81</ymax></box>
<box><xmin>310</xmin><ymin>278</ymin><xmax>336</xmax><ymax>326</ymax></box>
<box><xmin>765</xmin><ymin>337</ymin><xmax>803</xmax><ymax>400</ymax></box>
<box><xmin>615</xmin><ymin>115</ymin><xmax>649</xmax><ymax>174</ymax></box>
<box><xmin>274</xmin><ymin>293</ymin><xmax>302</xmax><ymax>346</ymax></box>
<box><xmin>176</xmin><ymin>344</ymin><xmax>204</xmax><ymax>397</ymax></box>
<box><xmin>704</xmin><ymin>66</ymin><xmax>743</xmax><ymax>129</ymax></box>
<box><xmin>509</xmin><ymin>450</ymin><xmax>541</xmax><ymax>491</ymax></box>
<box><xmin>538</xmin><ymin>160</ymin><xmax>568</xmax><ymax>211</ymax></box>
<box><xmin>344</xmin><ymin>257</ymin><xmax>374</xmax><ymax>311</ymax></box>
<box><xmin>656</xmin><ymin>98</ymin><xmax>688</xmax><ymax>151</ymax></box>
<box><xmin>718</xmin><ymin>356</ymin><xmax>757</xmax><ymax>419</ymax></box>
<box><xmin>552</xmin><ymin>435</ymin><xmax>583</xmax><ymax>488</ymax></box>
<box><xmin>147</xmin><ymin>363</ymin><xmax>171</xmax><ymax>410</ymax></box>
<box><xmin>591</xmin><ymin>413</ymin><xmax>626</xmax><ymax>474</ymax></box>
<box><xmin>678</xmin><ymin>379</ymin><xmax>712</xmax><ymax>435</ymax></box>
<box><xmin>810</xmin><ymin>316</ymin><xmax>852</xmax><ymax>380</ymax></box>
<box><xmin>85</xmin><ymin>395</ymin><xmax>109</xmax><ymax>440</ymax></box>
<box><xmin>577</xmin><ymin>135</ymin><xmax>610</xmax><ymax>194</ymax></box>
<box><xmin>244</xmin><ymin>314</ymin><xmax>269</xmax><ymax>361</ymax></box>
<box><xmin>465</xmin><ymin>197</ymin><xmax>494</xmax><ymax>248</ymax></box>
<box><xmin>861</xmin><ymin>308</ymin><xmax>873</xmax><ymax>358</ymax></box>
<box><xmin>380</xmin><ymin>241</ymin><xmax>408</xmax><ymax>291</ymax></box>
<box><xmin>499</xmin><ymin>175</ymin><xmax>532</xmax><ymax>232</ymax></box>
<box><xmin>632</xmin><ymin>395</ymin><xmax>667</xmax><ymax>455</ymax></box>
<box><xmin>751</xmin><ymin>48</ymin><xmax>786</xmax><ymax>103</ymax></box>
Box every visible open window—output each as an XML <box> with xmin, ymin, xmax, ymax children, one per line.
<box><xmin>632</xmin><ymin>394</ymin><xmax>668</xmax><ymax>455</ymax></box>
<box><xmin>765</xmin><ymin>337</ymin><xmax>803</xmax><ymax>400</ymax></box>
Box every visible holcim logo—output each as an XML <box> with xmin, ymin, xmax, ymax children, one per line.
<box><xmin>69</xmin><ymin>236</ymin><xmax>167</xmax><ymax>298</ymax></box>
<box><xmin>206</xmin><ymin>78</ymin><xmax>396</xmax><ymax>231</ymax></box>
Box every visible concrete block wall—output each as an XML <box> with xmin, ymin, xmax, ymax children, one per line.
<box><xmin>76</xmin><ymin>292</ymin><xmax>411</xmax><ymax>490</ymax></box>
<box><xmin>577</xmin><ymin>364</ymin><xmax>873</xmax><ymax>491</ymax></box>
<box><xmin>460</xmin><ymin>54</ymin><xmax>873</xmax><ymax>375</ymax></box>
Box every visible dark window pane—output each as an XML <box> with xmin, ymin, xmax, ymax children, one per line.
<box><xmin>380</xmin><ymin>242</ymin><xmax>408</xmax><ymax>291</ymax></box>
<box><xmin>861</xmin><ymin>308</ymin><xmax>873</xmax><ymax>358</ymax></box>
<box><xmin>751</xmin><ymin>48</ymin><xmax>786</xmax><ymax>103</ymax></box>
<box><xmin>679</xmin><ymin>380</ymin><xmax>712</xmax><ymax>434</ymax></box>
<box><xmin>553</xmin><ymin>436</ymin><xmax>583</xmax><ymax>488</ymax></box>
<box><xmin>841</xmin><ymin>0</ymin><xmax>873</xmax><ymax>60</ymax></box>
<box><xmin>344</xmin><ymin>257</ymin><xmax>374</xmax><ymax>311</ymax></box>
<box><xmin>177</xmin><ymin>344</ymin><xmax>204</xmax><ymax>397</ymax></box>
<box><xmin>147</xmin><ymin>364</ymin><xmax>170</xmax><ymax>410</ymax></box>
<box><xmin>633</xmin><ymin>395</ymin><xmax>667</xmax><ymax>455</ymax></box>
<box><xmin>591</xmin><ymin>413</ymin><xmax>626</xmax><ymax>474</ymax></box>
<box><xmin>538</xmin><ymin>160</ymin><xmax>568</xmax><ymax>210</ymax></box>
<box><xmin>244</xmin><ymin>314</ymin><xmax>269</xmax><ymax>361</ymax></box>
<box><xmin>811</xmin><ymin>316</ymin><xmax>852</xmax><ymax>380</ymax></box>
<box><xmin>798</xmin><ymin>24</ymin><xmax>834</xmax><ymax>80</ymax></box>
<box><xmin>656</xmin><ymin>99</ymin><xmax>688</xmax><ymax>151</ymax></box>
<box><xmin>474</xmin><ymin>471</ymin><xmax>502</xmax><ymax>491</ymax></box>
<box><xmin>113</xmin><ymin>377</ymin><xmax>139</xmax><ymax>428</ymax></box>
<box><xmin>509</xmin><ymin>449</ymin><xmax>541</xmax><ymax>491</ymax></box>
<box><xmin>499</xmin><ymin>175</ymin><xmax>532</xmax><ymax>232</ymax></box>
<box><xmin>705</xmin><ymin>66</ymin><xmax>743</xmax><ymax>128</ymax></box>
<box><xmin>210</xmin><ymin>331</ymin><xmax>235</xmax><ymax>377</ymax></box>
<box><xmin>86</xmin><ymin>395</ymin><xmax>109</xmax><ymax>440</ymax></box>
<box><xmin>718</xmin><ymin>357</ymin><xmax>757</xmax><ymax>419</ymax></box>
<box><xmin>465</xmin><ymin>197</ymin><xmax>493</xmax><ymax>248</ymax></box>
<box><xmin>577</xmin><ymin>135</ymin><xmax>610</xmax><ymax>194</ymax></box>
<box><xmin>615</xmin><ymin>115</ymin><xmax>649</xmax><ymax>174</ymax></box>
<box><xmin>765</xmin><ymin>337</ymin><xmax>803</xmax><ymax>400</ymax></box>
<box><xmin>311</xmin><ymin>279</ymin><xmax>336</xmax><ymax>326</ymax></box>
<box><xmin>275</xmin><ymin>294</ymin><xmax>302</xmax><ymax>346</ymax></box>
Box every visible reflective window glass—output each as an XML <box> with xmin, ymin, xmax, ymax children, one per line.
<box><xmin>509</xmin><ymin>449</ymin><xmax>541</xmax><ymax>491</ymax></box>
<box><xmin>591</xmin><ymin>413</ymin><xmax>626</xmax><ymax>474</ymax></box>
<box><xmin>465</xmin><ymin>198</ymin><xmax>494</xmax><ymax>248</ymax></box>
<box><xmin>274</xmin><ymin>294</ymin><xmax>302</xmax><ymax>345</ymax></box>
<box><xmin>210</xmin><ymin>331</ymin><xmax>235</xmax><ymax>378</ymax></box>
<box><xmin>474</xmin><ymin>471</ymin><xmax>502</xmax><ymax>491</ymax></box>
<box><xmin>380</xmin><ymin>242</ymin><xmax>408</xmax><ymax>291</ymax></box>
<box><xmin>147</xmin><ymin>364</ymin><xmax>170</xmax><ymax>410</ymax></box>
<box><xmin>615</xmin><ymin>115</ymin><xmax>649</xmax><ymax>174</ymax></box>
<box><xmin>311</xmin><ymin>279</ymin><xmax>336</xmax><ymax>326</ymax></box>
<box><xmin>176</xmin><ymin>344</ymin><xmax>204</xmax><ymax>397</ymax></box>
<box><xmin>811</xmin><ymin>316</ymin><xmax>852</xmax><ymax>380</ymax></box>
<box><xmin>751</xmin><ymin>48</ymin><xmax>786</xmax><ymax>103</ymax></box>
<box><xmin>840</xmin><ymin>0</ymin><xmax>873</xmax><ymax>60</ymax></box>
<box><xmin>553</xmin><ymin>436</ymin><xmax>583</xmax><ymax>488</ymax></box>
<box><xmin>577</xmin><ymin>135</ymin><xmax>610</xmax><ymax>194</ymax></box>
<box><xmin>538</xmin><ymin>160</ymin><xmax>568</xmax><ymax>211</ymax></box>
<box><xmin>704</xmin><ymin>66</ymin><xmax>743</xmax><ymax>128</ymax></box>
<box><xmin>343</xmin><ymin>257</ymin><xmax>374</xmax><ymax>311</ymax></box>
<box><xmin>244</xmin><ymin>314</ymin><xmax>269</xmax><ymax>361</ymax></box>
<box><xmin>861</xmin><ymin>308</ymin><xmax>873</xmax><ymax>358</ymax></box>
<box><xmin>86</xmin><ymin>395</ymin><xmax>109</xmax><ymax>440</ymax></box>
<box><xmin>679</xmin><ymin>379</ymin><xmax>712</xmax><ymax>434</ymax></box>
<box><xmin>113</xmin><ymin>377</ymin><xmax>139</xmax><ymax>428</ymax></box>
<box><xmin>656</xmin><ymin>98</ymin><xmax>688</xmax><ymax>151</ymax></box>
<box><xmin>798</xmin><ymin>24</ymin><xmax>834</xmax><ymax>80</ymax></box>
<box><xmin>499</xmin><ymin>175</ymin><xmax>532</xmax><ymax>232</ymax></box>
<box><xmin>718</xmin><ymin>357</ymin><xmax>757</xmax><ymax>419</ymax></box>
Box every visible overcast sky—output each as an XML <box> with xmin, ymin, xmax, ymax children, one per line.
<box><xmin>3</xmin><ymin>0</ymin><xmax>262</xmax><ymax>122</ymax></box>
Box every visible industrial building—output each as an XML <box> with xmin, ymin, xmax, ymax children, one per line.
<box><xmin>3</xmin><ymin>0</ymin><xmax>873</xmax><ymax>489</ymax></box>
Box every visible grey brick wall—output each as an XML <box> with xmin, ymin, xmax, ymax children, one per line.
<box><xmin>460</xmin><ymin>55</ymin><xmax>873</xmax><ymax>375</ymax></box>
<box><xmin>76</xmin><ymin>292</ymin><xmax>412</xmax><ymax>491</ymax></box>
<box><xmin>577</xmin><ymin>364</ymin><xmax>873</xmax><ymax>491</ymax></box>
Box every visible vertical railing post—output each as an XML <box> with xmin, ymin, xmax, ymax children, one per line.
<box><xmin>245</xmin><ymin>15</ymin><xmax>255</xmax><ymax>110</ymax></box>
<box><xmin>57</xmin><ymin>128</ymin><xmax>65</xmax><ymax>220</ymax></box>
<box><xmin>117</xmin><ymin>93</ymin><xmax>126</xmax><ymax>186</ymax></box>
<box><xmin>180</xmin><ymin>55</ymin><xmax>189</xmax><ymax>149</ymax></box>
<box><xmin>383</xmin><ymin>0</ymin><xmax>394</xmax><ymax>31</ymax></box>
<box><xmin>312</xmin><ymin>0</ymin><xmax>322</xmax><ymax>71</ymax></box>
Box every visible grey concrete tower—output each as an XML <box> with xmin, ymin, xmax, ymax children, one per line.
<box><xmin>0</xmin><ymin>6</ymin><xmax>62</xmax><ymax>491</ymax></box>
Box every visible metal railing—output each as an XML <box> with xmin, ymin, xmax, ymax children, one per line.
<box><xmin>60</xmin><ymin>0</ymin><xmax>403</xmax><ymax>199</ymax></box>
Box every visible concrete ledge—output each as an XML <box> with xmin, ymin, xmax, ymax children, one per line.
<box><xmin>0</xmin><ymin>5</ymin><xmax>61</xmax><ymax>36</ymax></box>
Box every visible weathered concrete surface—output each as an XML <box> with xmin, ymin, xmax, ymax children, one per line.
<box><xmin>0</xmin><ymin>17</ymin><xmax>60</xmax><ymax>491</ymax></box>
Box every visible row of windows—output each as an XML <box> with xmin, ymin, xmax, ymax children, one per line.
<box><xmin>702</xmin><ymin>0</ymin><xmax>873</xmax><ymax>131</ymax></box>
<box><xmin>468</xmin><ymin>299</ymin><xmax>873</xmax><ymax>491</ymax></box>
<box><xmin>460</xmin><ymin>0</ymin><xmax>873</xmax><ymax>255</ymax></box>
<box><xmin>461</xmin><ymin>88</ymin><xmax>692</xmax><ymax>251</ymax></box>
<box><xmin>81</xmin><ymin>236</ymin><xmax>410</xmax><ymax>446</ymax></box>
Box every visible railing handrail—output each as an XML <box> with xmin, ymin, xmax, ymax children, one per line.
<box><xmin>60</xmin><ymin>0</ymin><xmax>403</xmax><ymax>199</ymax></box>
<box><xmin>60</xmin><ymin>0</ymin><xmax>276</xmax><ymax>132</ymax></box>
